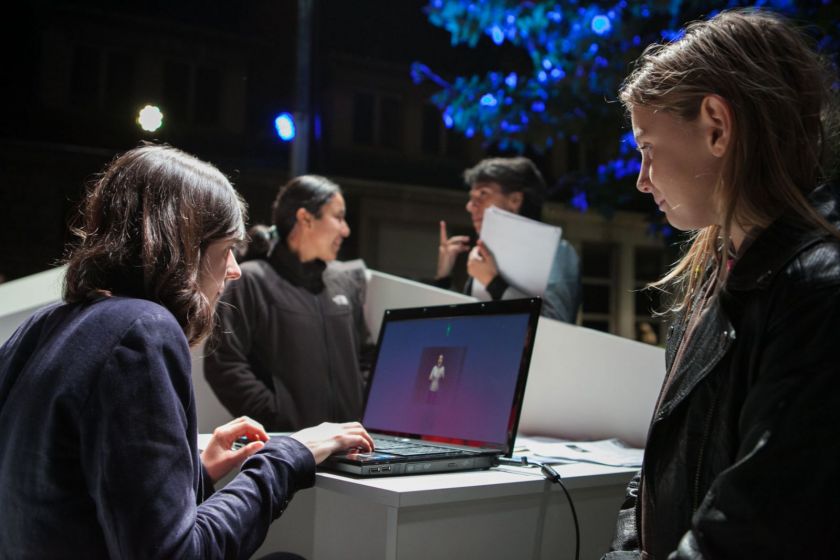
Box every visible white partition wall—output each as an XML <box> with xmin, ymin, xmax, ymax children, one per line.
<box><xmin>520</xmin><ymin>318</ymin><xmax>665</xmax><ymax>448</ymax></box>
<box><xmin>0</xmin><ymin>266</ymin><xmax>65</xmax><ymax>345</ymax></box>
<box><xmin>2</xmin><ymin>267</ymin><xmax>666</xmax><ymax>446</ymax></box>
<box><xmin>363</xmin><ymin>270</ymin><xmax>476</xmax><ymax>340</ymax></box>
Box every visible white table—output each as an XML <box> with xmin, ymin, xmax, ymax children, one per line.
<box><xmin>253</xmin><ymin>461</ymin><xmax>636</xmax><ymax>560</ymax></box>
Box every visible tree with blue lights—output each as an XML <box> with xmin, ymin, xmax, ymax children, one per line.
<box><xmin>412</xmin><ymin>0</ymin><xmax>840</xmax><ymax>216</ymax></box>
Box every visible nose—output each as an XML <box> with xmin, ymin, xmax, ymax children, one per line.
<box><xmin>341</xmin><ymin>221</ymin><xmax>350</xmax><ymax>238</ymax></box>
<box><xmin>636</xmin><ymin>158</ymin><xmax>653</xmax><ymax>194</ymax></box>
<box><xmin>466</xmin><ymin>198</ymin><xmax>481</xmax><ymax>217</ymax></box>
<box><xmin>226</xmin><ymin>250</ymin><xmax>242</xmax><ymax>281</ymax></box>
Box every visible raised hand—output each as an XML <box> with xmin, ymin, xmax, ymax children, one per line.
<box><xmin>201</xmin><ymin>416</ymin><xmax>270</xmax><ymax>483</ymax></box>
<box><xmin>290</xmin><ymin>421</ymin><xmax>374</xmax><ymax>464</ymax></box>
<box><xmin>436</xmin><ymin>220</ymin><xmax>471</xmax><ymax>280</ymax></box>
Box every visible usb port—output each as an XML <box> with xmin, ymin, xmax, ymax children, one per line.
<box><xmin>380</xmin><ymin>466</ymin><xmax>391</xmax><ymax>472</ymax></box>
<box><xmin>369</xmin><ymin>467</ymin><xmax>380</xmax><ymax>473</ymax></box>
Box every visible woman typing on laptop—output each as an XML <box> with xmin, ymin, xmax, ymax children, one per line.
<box><xmin>0</xmin><ymin>145</ymin><xmax>372</xmax><ymax>559</ymax></box>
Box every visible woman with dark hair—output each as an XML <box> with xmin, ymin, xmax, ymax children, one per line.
<box><xmin>205</xmin><ymin>175</ymin><xmax>369</xmax><ymax>431</ymax></box>
<box><xmin>0</xmin><ymin>145</ymin><xmax>373</xmax><ymax>559</ymax></box>
<box><xmin>604</xmin><ymin>9</ymin><xmax>840</xmax><ymax>559</ymax></box>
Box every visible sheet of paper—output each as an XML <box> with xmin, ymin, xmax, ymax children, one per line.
<box><xmin>479</xmin><ymin>206</ymin><xmax>561</xmax><ymax>296</ymax></box>
<box><xmin>515</xmin><ymin>435</ymin><xmax>643</xmax><ymax>467</ymax></box>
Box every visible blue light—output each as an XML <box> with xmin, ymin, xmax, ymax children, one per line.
<box><xmin>274</xmin><ymin>112</ymin><xmax>295</xmax><ymax>141</ymax></box>
<box><xmin>443</xmin><ymin>113</ymin><xmax>454</xmax><ymax>128</ymax></box>
<box><xmin>661</xmin><ymin>29</ymin><xmax>686</xmax><ymax>42</ymax></box>
<box><xmin>538</xmin><ymin>70</ymin><xmax>548</xmax><ymax>83</ymax></box>
<box><xmin>550</xmin><ymin>68</ymin><xmax>565</xmax><ymax>80</ymax></box>
<box><xmin>591</xmin><ymin>15</ymin><xmax>612</xmax><ymax>35</ymax></box>
<box><xmin>505</xmin><ymin>72</ymin><xmax>518</xmax><ymax>88</ymax></box>
<box><xmin>542</xmin><ymin>58</ymin><xmax>552</xmax><ymax>70</ymax></box>
<box><xmin>531</xmin><ymin>101</ymin><xmax>546</xmax><ymax>112</ymax></box>
<box><xmin>547</xmin><ymin>10</ymin><xmax>562</xmax><ymax>23</ymax></box>
<box><xmin>465</xmin><ymin>127</ymin><xmax>475</xmax><ymax>138</ymax></box>
<box><xmin>480</xmin><ymin>93</ymin><xmax>498</xmax><ymax>107</ymax></box>
<box><xmin>491</xmin><ymin>25</ymin><xmax>505</xmax><ymax>46</ymax></box>
<box><xmin>571</xmin><ymin>191</ymin><xmax>589</xmax><ymax>212</ymax></box>
<box><xmin>589</xmin><ymin>43</ymin><xmax>599</xmax><ymax>55</ymax></box>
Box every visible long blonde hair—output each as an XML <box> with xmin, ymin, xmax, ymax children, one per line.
<box><xmin>620</xmin><ymin>9</ymin><xmax>840</xmax><ymax>312</ymax></box>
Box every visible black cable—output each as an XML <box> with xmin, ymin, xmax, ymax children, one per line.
<box><xmin>539</xmin><ymin>463</ymin><xmax>580</xmax><ymax>560</ymax></box>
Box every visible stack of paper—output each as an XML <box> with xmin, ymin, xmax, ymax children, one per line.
<box><xmin>515</xmin><ymin>435</ymin><xmax>643</xmax><ymax>468</ymax></box>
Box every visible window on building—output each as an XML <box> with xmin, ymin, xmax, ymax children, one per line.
<box><xmin>104</xmin><ymin>52</ymin><xmax>135</xmax><ymax>114</ymax></box>
<box><xmin>352</xmin><ymin>92</ymin><xmax>375</xmax><ymax>145</ymax></box>
<box><xmin>70</xmin><ymin>44</ymin><xmax>102</xmax><ymax>107</ymax></box>
<box><xmin>580</xmin><ymin>242</ymin><xmax>616</xmax><ymax>333</ymax></box>
<box><xmin>194</xmin><ymin>66</ymin><xmax>221</xmax><ymax>126</ymax></box>
<box><xmin>379</xmin><ymin>96</ymin><xmax>403</xmax><ymax>150</ymax></box>
<box><xmin>421</xmin><ymin>104</ymin><xmax>442</xmax><ymax>155</ymax></box>
<box><xmin>163</xmin><ymin>60</ymin><xmax>191</xmax><ymax>125</ymax></box>
<box><xmin>634</xmin><ymin>246</ymin><xmax>667</xmax><ymax>345</ymax></box>
<box><xmin>566</xmin><ymin>138</ymin><xmax>581</xmax><ymax>172</ymax></box>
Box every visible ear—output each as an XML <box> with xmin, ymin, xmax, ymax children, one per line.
<box><xmin>699</xmin><ymin>94</ymin><xmax>732</xmax><ymax>158</ymax></box>
<box><xmin>507</xmin><ymin>191</ymin><xmax>524</xmax><ymax>214</ymax></box>
<box><xmin>295</xmin><ymin>207</ymin><xmax>312</xmax><ymax>227</ymax></box>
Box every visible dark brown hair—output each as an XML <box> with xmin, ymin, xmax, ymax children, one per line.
<box><xmin>64</xmin><ymin>144</ymin><xmax>246</xmax><ymax>345</ymax></box>
<box><xmin>463</xmin><ymin>156</ymin><xmax>546</xmax><ymax>220</ymax></box>
<box><xmin>271</xmin><ymin>175</ymin><xmax>342</xmax><ymax>240</ymax></box>
<box><xmin>619</xmin><ymin>9</ymin><xmax>840</xmax><ymax>311</ymax></box>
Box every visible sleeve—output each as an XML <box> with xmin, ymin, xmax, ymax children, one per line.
<box><xmin>79</xmin><ymin>312</ymin><xmax>316</xmax><ymax>559</ymax></box>
<box><xmin>602</xmin><ymin>471</ymin><xmax>642</xmax><ymax>559</ymax></box>
<box><xmin>348</xmin><ymin>268</ymin><xmax>375</xmax><ymax>383</ymax></box>
<box><xmin>669</xmin><ymin>273</ymin><xmax>840</xmax><ymax>559</ymax></box>
<box><xmin>486</xmin><ymin>275</ymin><xmax>509</xmax><ymax>300</ymax></box>
<box><xmin>204</xmin><ymin>276</ymin><xmax>297</xmax><ymax>428</ymax></box>
<box><xmin>542</xmin><ymin>240</ymin><xmax>581</xmax><ymax>323</ymax></box>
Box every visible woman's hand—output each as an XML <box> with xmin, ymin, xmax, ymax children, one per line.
<box><xmin>290</xmin><ymin>422</ymin><xmax>374</xmax><ymax>464</ymax></box>
<box><xmin>467</xmin><ymin>240</ymin><xmax>499</xmax><ymax>287</ymax></box>
<box><xmin>200</xmin><ymin>416</ymin><xmax>269</xmax><ymax>483</ymax></box>
<box><xmin>436</xmin><ymin>220</ymin><xmax>471</xmax><ymax>280</ymax></box>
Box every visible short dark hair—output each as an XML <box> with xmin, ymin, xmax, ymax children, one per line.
<box><xmin>271</xmin><ymin>175</ymin><xmax>342</xmax><ymax>240</ymax></box>
<box><xmin>463</xmin><ymin>157</ymin><xmax>546</xmax><ymax>219</ymax></box>
<box><xmin>63</xmin><ymin>144</ymin><xmax>246</xmax><ymax>345</ymax></box>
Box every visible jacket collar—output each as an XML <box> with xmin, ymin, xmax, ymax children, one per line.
<box><xmin>267</xmin><ymin>241</ymin><xmax>327</xmax><ymax>294</ymax></box>
<box><xmin>726</xmin><ymin>184</ymin><xmax>840</xmax><ymax>292</ymax></box>
<box><xmin>656</xmin><ymin>184</ymin><xmax>839</xmax><ymax>421</ymax></box>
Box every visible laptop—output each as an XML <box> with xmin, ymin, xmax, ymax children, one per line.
<box><xmin>322</xmin><ymin>297</ymin><xmax>541</xmax><ymax>476</ymax></box>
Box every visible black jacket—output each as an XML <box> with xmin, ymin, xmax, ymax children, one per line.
<box><xmin>204</xmin><ymin>255</ymin><xmax>367</xmax><ymax>431</ymax></box>
<box><xmin>605</xmin><ymin>185</ymin><xmax>840</xmax><ymax>559</ymax></box>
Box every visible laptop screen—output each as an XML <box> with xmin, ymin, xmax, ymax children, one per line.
<box><xmin>362</xmin><ymin>298</ymin><xmax>540</xmax><ymax>450</ymax></box>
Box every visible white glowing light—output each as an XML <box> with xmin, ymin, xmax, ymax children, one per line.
<box><xmin>137</xmin><ymin>105</ymin><xmax>163</xmax><ymax>132</ymax></box>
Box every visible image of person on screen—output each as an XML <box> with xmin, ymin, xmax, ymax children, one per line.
<box><xmin>433</xmin><ymin>157</ymin><xmax>581</xmax><ymax>323</ymax></box>
<box><xmin>428</xmin><ymin>354</ymin><xmax>446</xmax><ymax>392</ymax></box>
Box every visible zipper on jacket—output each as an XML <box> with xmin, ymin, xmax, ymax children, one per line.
<box><xmin>315</xmin><ymin>294</ymin><xmax>337</xmax><ymax>421</ymax></box>
<box><xmin>692</xmin><ymin>395</ymin><xmax>719</xmax><ymax>511</ymax></box>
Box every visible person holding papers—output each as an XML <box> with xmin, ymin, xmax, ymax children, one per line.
<box><xmin>434</xmin><ymin>156</ymin><xmax>581</xmax><ymax>323</ymax></box>
<box><xmin>205</xmin><ymin>175</ymin><xmax>369</xmax><ymax>432</ymax></box>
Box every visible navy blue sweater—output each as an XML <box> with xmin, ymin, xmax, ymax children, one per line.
<box><xmin>0</xmin><ymin>297</ymin><xmax>315</xmax><ymax>559</ymax></box>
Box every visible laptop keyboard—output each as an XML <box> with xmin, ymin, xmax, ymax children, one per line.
<box><xmin>372</xmin><ymin>437</ymin><xmax>472</xmax><ymax>456</ymax></box>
